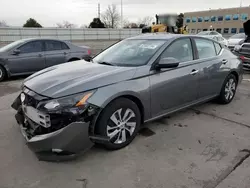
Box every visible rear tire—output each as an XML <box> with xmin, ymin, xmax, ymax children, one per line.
<box><xmin>0</xmin><ymin>65</ymin><xmax>6</xmax><ymax>82</ymax></box>
<box><xmin>217</xmin><ymin>74</ymin><xmax>237</xmax><ymax>104</ymax></box>
<box><xmin>95</xmin><ymin>98</ymin><xmax>141</xmax><ymax>150</ymax></box>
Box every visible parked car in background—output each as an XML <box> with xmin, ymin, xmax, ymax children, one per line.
<box><xmin>197</xmin><ymin>31</ymin><xmax>222</xmax><ymax>37</ymax></box>
<box><xmin>227</xmin><ymin>33</ymin><xmax>246</xmax><ymax>51</ymax></box>
<box><xmin>201</xmin><ymin>35</ymin><xmax>228</xmax><ymax>46</ymax></box>
<box><xmin>12</xmin><ymin>34</ymin><xmax>243</xmax><ymax>161</ymax></box>
<box><xmin>232</xmin><ymin>20</ymin><xmax>250</xmax><ymax>70</ymax></box>
<box><xmin>0</xmin><ymin>38</ymin><xmax>92</xmax><ymax>81</ymax></box>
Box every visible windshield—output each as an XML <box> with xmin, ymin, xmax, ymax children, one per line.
<box><xmin>0</xmin><ymin>40</ymin><xmax>25</xmax><ymax>52</ymax></box>
<box><xmin>229</xmin><ymin>33</ymin><xmax>246</xmax><ymax>39</ymax></box>
<box><xmin>197</xmin><ymin>31</ymin><xmax>210</xmax><ymax>35</ymax></box>
<box><xmin>93</xmin><ymin>39</ymin><xmax>166</xmax><ymax>67</ymax></box>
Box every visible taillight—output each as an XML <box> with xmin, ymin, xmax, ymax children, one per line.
<box><xmin>240</xmin><ymin>56</ymin><xmax>245</xmax><ymax>61</ymax></box>
<box><xmin>87</xmin><ymin>49</ymin><xmax>91</xmax><ymax>55</ymax></box>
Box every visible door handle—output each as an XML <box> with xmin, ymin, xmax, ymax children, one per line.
<box><xmin>38</xmin><ymin>54</ymin><xmax>43</xmax><ymax>57</ymax></box>
<box><xmin>190</xmin><ymin>69</ymin><xmax>199</xmax><ymax>75</ymax></box>
<box><xmin>222</xmin><ymin>59</ymin><xmax>228</xmax><ymax>64</ymax></box>
<box><xmin>64</xmin><ymin>52</ymin><xmax>68</xmax><ymax>55</ymax></box>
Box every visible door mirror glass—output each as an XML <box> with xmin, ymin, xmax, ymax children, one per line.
<box><xmin>156</xmin><ymin>57</ymin><xmax>180</xmax><ymax>69</ymax></box>
<box><xmin>12</xmin><ymin>49</ymin><xmax>21</xmax><ymax>55</ymax></box>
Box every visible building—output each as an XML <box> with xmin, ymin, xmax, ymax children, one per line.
<box><xmin>184</xmin><ymin>6</ymin><xmax>250</xmax><ymax>35</ymax></box>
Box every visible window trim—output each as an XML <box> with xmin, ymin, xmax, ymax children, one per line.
<box><xmin>192</xmin><ymin>37</ymin><xmax>219</xmax><ymax>60</ymax></box>
<box><xmin>17</xmin><ymin>40</ymin><xmax>44</xmax><ymax>54</ymax></box>
<box><xmin>44</xmin><ymin>40</ymin><xmax>69</xmax><ymax>51</ymax></box>
<box><xmin>213</xmin><ymin>41</ymin><xmax>222</xmax><ymax>55</ymax></box>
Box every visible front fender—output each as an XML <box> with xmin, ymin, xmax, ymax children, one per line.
<box><xmin>87</xmin><ymin>77</ymin><xmax>151</xmax><ymax>121</ymax></box>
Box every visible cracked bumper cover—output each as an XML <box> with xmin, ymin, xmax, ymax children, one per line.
<box><xmin>12</xmin><ymin>95</ymin><xmax>108</xmax><ymax>161</ymax></box>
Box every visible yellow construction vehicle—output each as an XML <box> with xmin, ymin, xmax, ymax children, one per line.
<box><xmin>142</xmin><ymin>14</ymin><xmax>188</xmax><ymax>34</ymax></box>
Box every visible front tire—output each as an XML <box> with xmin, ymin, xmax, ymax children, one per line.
<box><xmin>95</xmin><ymin>98</ymin><xmax>141</xmax><ymax>150</ymax></box>
<box><xmin>218</xmin><ymin>74</ymin><xmax>237</xmax><ymax>104</ymax></box>
<box><xmin>0</xmin><ymin>65</ymin><xmax>6</xmax><ymax>82</ymax></box>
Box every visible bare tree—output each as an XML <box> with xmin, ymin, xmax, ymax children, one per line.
<box><xmin>56</xmin><ymin>21</ymin><xmax>77</xmax><ymax>28</ymax></box>
<box><xmin>137</xmin><ymin>16</ymin><xmax>154</xmax><ymax>26</ymax></box>
<box><xmin>101</xmin><ymin>4</ymin><xmax>120</xmax><ymax>28</ymax></box>
<box><xmin>0</xmin><ymin>20</ymin><xmax>8</xmax><ymax>27</ymax></box>
<box><xmin>80</xmin><ymin>24</ymin><xmax>88</xmax><ymax>28</ymax></box>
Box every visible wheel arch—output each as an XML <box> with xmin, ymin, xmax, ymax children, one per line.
<box><xmin>230</xmin><ymin>71</ymin><xmax>239</xmax><ymax>83</ymax></box>
<box><xmin>91</xmin><ymin>92</ymin><xmax>145</xmax><ymax>129</ymax></box>
<box><xmin>0</xmin><ymin>63</ymin><xmax>8</xmax><ymax>79</ymax></box>
<box><xmin>68</xmin><ymin>57</ymin><xmax>80</xmax><ymax>62</ymax></box>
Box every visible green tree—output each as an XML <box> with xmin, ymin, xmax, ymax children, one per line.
<box><xmin>23</xmin><ymin>18</ymin><xmax>42</xmax><ymax>28</ymax></box>
<box><xmin>176</xmin><ymin>13</ymin><xmax>184</xmax><ymax>28</ymax></box>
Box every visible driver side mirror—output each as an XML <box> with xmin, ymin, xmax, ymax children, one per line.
<box><xmin>12</xmin><ymin>49</ymin><xmax>21</xmax><ymax>55</ymax></box>
<box><xmin>155</xmin><ymin>57</ymin><xmax>180</xmax><ymax>70</ymax></box>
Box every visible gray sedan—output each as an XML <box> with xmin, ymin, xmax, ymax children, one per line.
<box><xmin>0</xmin><ymin>38</ymin><xmax>91</xmax><ymax>81</ymax></box>
<box><xmin>12</xmin><ymin>34</ymin><xmax>243</xmax><ymax>161</ymax></box>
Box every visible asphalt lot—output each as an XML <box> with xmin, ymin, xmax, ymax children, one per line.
<box><xmin>1</xmin><ymin>74</ymin><xmax>250</xmax><ymax>188</ymax></box>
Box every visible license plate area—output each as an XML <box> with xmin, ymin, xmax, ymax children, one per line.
<box><xmin>22</xmin><ymin>105</ymin><xmax>51</xmax><ymax>128</ymax></box>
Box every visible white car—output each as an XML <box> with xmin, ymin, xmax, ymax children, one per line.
<box><xmin>197</xmin><ymin>31</ymin><xmax>222</xmax><ymax>37</ymax></box>
<box><xmin>227</xmin><ymin>33</ymin><xmax>246</xmax><ymax>51</ymax></box>
<box><xmin>211</xmin><ymin>36</ymin><xmax>228</xmax><ymax>46</ymax></box>
<box><xmin>200</xmin><ymin>35</ymin><xmax>228</xmax><ymax>46</ymax></box>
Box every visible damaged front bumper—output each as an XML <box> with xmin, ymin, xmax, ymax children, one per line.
<box><xmin>11</xmin><ymin>91</ymin><xmax>109</xmax><ymax>161</ymax></box>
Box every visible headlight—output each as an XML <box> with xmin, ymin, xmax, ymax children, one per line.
<box><xmin>37</xmin><ymin>90</ymin><xmax>95</xmax><ymax>112</ymax></box>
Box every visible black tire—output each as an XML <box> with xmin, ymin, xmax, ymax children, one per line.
<box><xmin>68</xmin><ymin>58</ymin><xmax>80</xmax><ymax>62</ymax></box>
<box><xmin>0</xmin><ymin>65</ymin><xmax>6</xmax><ymax>82</ymax></box>
<box><xmin>95</xmin><ymin>98</ymin><xmax>141</xmax><ymax>150</ymax></box>
<box><xmin>217</xmin><ymin>74</ymin><xmax>238</xmax><ymax>104</ymax></box>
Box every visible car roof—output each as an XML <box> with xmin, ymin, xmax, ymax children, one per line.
<box><xmin>17</xmin><ymin>38</ymin><xmax>66</xmax><ymax>42</ymax></box>
<box><xmin>127</xmin><ymin>33</ymin><xmax>207</xmax><ymax>40</ymax></box>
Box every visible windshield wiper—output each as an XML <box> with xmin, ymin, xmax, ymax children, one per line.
<box><xmin>98</xmin><ymin>61</ymin><xmax>115</xmax><ymax>66</ymax></box>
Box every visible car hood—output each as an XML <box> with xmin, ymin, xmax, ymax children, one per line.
<box><xmin>23</xmin><ymin>61</ymin><xmax>137</xmax><ymax>98</ymax></box>
<box><xmin>227</xmin><ymin>38</ymin><xmax>243</xmax><ymax>45</ymax></box>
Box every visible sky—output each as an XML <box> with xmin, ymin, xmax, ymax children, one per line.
<box><xmin>0</xmin><ymin>0</ymin><xmax>249</xmax><ymax>27</ymax></box>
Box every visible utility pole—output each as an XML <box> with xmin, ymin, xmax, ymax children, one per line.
<box><xmin>240</xmin><ymin>0</ymin><xmax>242</xmax><ymax>7</ymax></box>
<box><xmin>98</xmin><ymin>3</ymin><xmax>100</xmax><ymax>19</ymax></box>
<box><xmin>120</xmin><ymin>0</ymin><xmax>123</xmax><ymax>28</ymax></box>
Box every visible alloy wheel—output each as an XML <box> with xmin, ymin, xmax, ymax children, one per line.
<box><xmin>107</xmin><ymin>108</ymin><xmax>136</xmax><ymax>144</ymax></box>
<box><xmin>224</xmin><ymin>78</ymin><xmax>236</xmax><ymax>101</ymax></box>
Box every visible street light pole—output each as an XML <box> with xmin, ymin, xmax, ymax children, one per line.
<box><xmin>121</xmin><ymin>0</ymin><xmax>123</xmax><ymax>28</ymax></box>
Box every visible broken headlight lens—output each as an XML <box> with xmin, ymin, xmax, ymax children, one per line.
<box><xmin>37</xmin><ymin>90</ymin><xmax>96</xmax><ymax>112</ymax></box>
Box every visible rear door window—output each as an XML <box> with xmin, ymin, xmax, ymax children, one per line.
<box><xmin>45</xmin><ymin>41</ymin><xmax>65</xmax><ymax>51</ymax></box>
<box><xmin>61</xmin><ymin>42</ymin><xmax>70</xmax><ymax>50</ymax></box>
<box><xmin>194</xmin><ymin>38</ymin><xmax>217</xmax><ymax>59</ymax></box>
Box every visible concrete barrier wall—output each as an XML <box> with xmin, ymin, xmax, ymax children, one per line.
<box><xmin>0</xmin><ymin>27</ymin><xmax>142</xmax><ymax>42</ymax></box>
